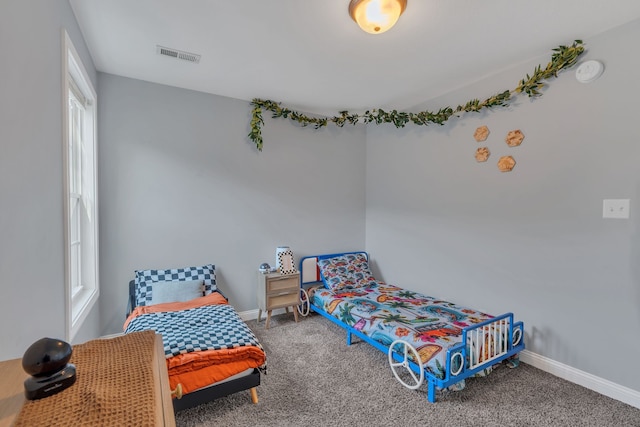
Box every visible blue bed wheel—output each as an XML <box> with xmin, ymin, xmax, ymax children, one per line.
<box><xmin>297</xmin><ymin>288</ymin><xmax>310</xmax><ymax>316</ymax></box>
<box><xmin>388</xmin><ymin>340</ymin><xmax>424</xmax><ymax>390</ymax></box>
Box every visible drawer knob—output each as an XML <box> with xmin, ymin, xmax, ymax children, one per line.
<box><xmin>172</xmin><ymin>383</ymin><xmax>183</xmax><ymax>399</ymax></box>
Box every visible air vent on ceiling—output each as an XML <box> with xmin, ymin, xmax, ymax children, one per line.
<box><xmin>156</xmin><ymin>45</ymin><xmax>201</xmax><ymax>64</ymax></box>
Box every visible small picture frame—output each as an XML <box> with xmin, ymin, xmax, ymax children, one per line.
<box><xmin>276</xmin><ymin>246</ymin><xmax>297</xmax><ymax>274</ymax></box>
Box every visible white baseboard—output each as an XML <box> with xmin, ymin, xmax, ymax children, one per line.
<box><xmin>99</xmin><ymin>332</ymin><xmax>124</xmax><ymax>339</ymax></box>
<box><xmin>238</xmin><ymin>308</ymin><xmax>288</xmax><ymax>322</ymax></box>
<box><xmin>520</xmin><ymin>350</ymin><xmax>640</xmax><ymax>409</ymax></box>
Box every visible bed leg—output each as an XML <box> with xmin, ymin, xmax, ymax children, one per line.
<box><xmin>250</xmin><ymin>387</ymin><xmax>258</xmax><ymax>404</ymax></box>
<box><xmin>346</xmin><ymin>331</ymin><xmax>352</xmax><ymax>346</ymax></box>
<box><xmin>428</xmin><ymin>381</ymin><xmax>436</xmax><ymax>403</ymax></box>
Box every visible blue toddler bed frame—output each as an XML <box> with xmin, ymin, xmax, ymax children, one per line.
<box><xmin>299</xmin><ymin>252</ymin><xmax>525</xmax><ymax>403</ymax></box>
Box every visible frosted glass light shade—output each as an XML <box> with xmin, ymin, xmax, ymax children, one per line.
<box><xmin>349</xmin><ymin>0</ymin><xmax>407</xmax><ymax>34</ymax></box>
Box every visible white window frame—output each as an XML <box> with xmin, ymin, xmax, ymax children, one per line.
<box><xmin>62</xmin><ymin>30</ymin><xmax>99</xmax><ymax>340</ymax></box>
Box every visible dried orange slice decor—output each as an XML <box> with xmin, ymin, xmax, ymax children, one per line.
<box><xmin>475</xmin><ymin>147</ymin><xmax>490</xmax><ymax>162</ymax></box>
<box><xmin>474</xmin><ymin>125</ymin><xmax>490</xmax><ymax>142</ymax></box>
<box><xmin>505</xmin><ymin>130</ymin><xmax>524</xmax><ymax>147</ymax></box>
<box><xmin>497</xmin><ymin>156</ymin><xmax>516</xmax><ymax>172</ymax></box>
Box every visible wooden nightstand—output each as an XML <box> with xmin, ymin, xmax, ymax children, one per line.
<box><xmin>257</xmin><ymin>271</ymin><xmax>300</xmax><ymax>328</ymax></box>
<box><xmin>0</xmin><ymin>334</ymin><xmax>175</xmax><ymax>427</ymax></box>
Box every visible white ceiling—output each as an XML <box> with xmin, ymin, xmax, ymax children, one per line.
<box><xmin>69</xmin><ymin>0</ymin><xmax>640</xmax><ymax>114</ymax></box>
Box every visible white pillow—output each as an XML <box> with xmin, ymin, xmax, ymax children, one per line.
<box><xmin>150</xmin><ymin>279</ymin><xmax>204</xmax><ymax>305</ymax></box>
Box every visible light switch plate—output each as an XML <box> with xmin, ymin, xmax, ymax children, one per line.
<box><xmin>602</xmin><ymin>199</ymin><xmax>630</xmax><ymax>219</ymax></box>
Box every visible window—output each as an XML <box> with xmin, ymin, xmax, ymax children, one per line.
<box><xmin>63</xmin><ymin>30</ymin><xmax>99</xmax><ymax>340</ymax></box>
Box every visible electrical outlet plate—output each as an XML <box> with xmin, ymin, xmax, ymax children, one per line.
<box><xmin>602</xmin><ymin>199</ymin><xmax>630</xmax><ymax>219</ymax></box>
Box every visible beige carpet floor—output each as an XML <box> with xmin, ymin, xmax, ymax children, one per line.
<box><xmin>175</xmin><ymin>312</ymin><xmax>640</xmax><ymax>427</ymax></box>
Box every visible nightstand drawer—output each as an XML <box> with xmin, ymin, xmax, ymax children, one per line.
<box><xmin>267</xmin><ymin>292</ymin><xmax>299</xmax><ymax>308</ymax></box>
<box><xmin>266</xmin><ymin>276</ymin><xmax>298</xmax><ymax>293</ymax></box>
<box><xmin>257</xmin><ymin>270</ymin><xmax>301</xmax><ymax>329</ymax></box>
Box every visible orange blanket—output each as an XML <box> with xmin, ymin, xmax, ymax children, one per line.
<box><xmin>124</xmin><ymin>293</ymin><xmax>266</xmax><ymax>395</ymax></box>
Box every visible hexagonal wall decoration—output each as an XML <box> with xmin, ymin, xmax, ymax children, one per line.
<box><xmin>474</xmin><ymin>125</ymin><xmax>490</xmax><ymax>142</ymax></box>
<box><xmin>505</xmin><ymin>130</ymin><xmax>524</xmax><ymax>147</ymax></box>
<box><xmin>475</xmin><ymin>147</ymin><xmax>490</xmax><ymax>162</ymax></box>
<box><xmin>497</xmin><ymin>155</ymin><xmax>516</xmax><ymax>172</ymax></box>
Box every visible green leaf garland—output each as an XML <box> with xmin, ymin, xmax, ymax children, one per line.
<box><xmin>249</xmin><ymin>40</ymin><xmax>584</xmax><ymax>151</ymax></box>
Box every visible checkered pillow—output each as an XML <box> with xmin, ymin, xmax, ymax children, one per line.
<box><xmin>134</xmin><ymin>264</ymin><xmax>216</xmax><ymax>307</ymax></box>
<box><xmin>317</xmin><ymin>253</ymin><xmax>377</xmax><ymax>291</ymax></box>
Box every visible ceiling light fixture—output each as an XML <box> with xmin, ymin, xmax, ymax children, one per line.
<box><xmin>349</xmin><ymin>0</ymin><xmax>407</xmax><ymax>34</ymax></box>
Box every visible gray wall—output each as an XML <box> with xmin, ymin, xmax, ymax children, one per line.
<box><xmin>0</xmin><ymin>0</ymin><xmax>100</xmax><ymax>360</ymax></box>
<box><xmin>365</xmin><ymin>20</ymin><xmax>640</xmax><ymax>391</ymax></box>
<box><xmin>1</xmin><ymin>0</ymin><xmax>637</xmax><ymax>398</ymax></box>
<box><xmin>97</xmin><ymin>74</ymin><xmax>366</xmax><ymax>335</ymax></box>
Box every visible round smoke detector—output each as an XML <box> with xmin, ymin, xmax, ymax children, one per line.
<box><xmin>575</xmin><ymin>60</ymin><xmax>604</xmax><ymax>83</ymax></box>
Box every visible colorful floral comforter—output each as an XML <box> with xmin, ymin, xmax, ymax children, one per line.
<box><xmin>311</xmin><ymin>282</ymin><xmax>494</xmax><ymax>379</ymax></box>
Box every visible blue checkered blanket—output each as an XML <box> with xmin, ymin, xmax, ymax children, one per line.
<box><xmin>125</xmin><ymin>304</ymin><xmax>263</xmax><ymax>358</ymax></box>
